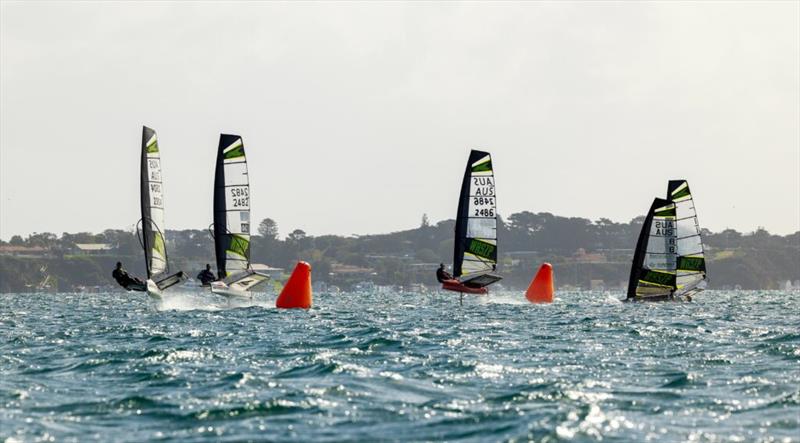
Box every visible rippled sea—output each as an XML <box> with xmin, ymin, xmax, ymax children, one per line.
<box><xmin>1</xmin><ymin>290</ymin><xmax>798</xmax><ymax>442</ymax></box>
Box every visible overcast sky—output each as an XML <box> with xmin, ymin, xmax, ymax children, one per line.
<box><xmin>1</xmin><ymin>1</ymin><xmax>798</xmax><ymax>240</ymax></box>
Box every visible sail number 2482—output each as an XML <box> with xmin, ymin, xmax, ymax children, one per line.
<box><xmin>229</xmin><ymin>186</ymin><xmax>249</xmax><ymax>208</ymax></box>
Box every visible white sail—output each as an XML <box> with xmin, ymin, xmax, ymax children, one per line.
<box><xmin>669</xmin><ymin>180</ymin><xmax>707</xmax><ymax>295</ymax></box>
<box><xmin>452</xmin><ymin>150</ymin><xmax>501</xmax><ymax>289</ymax></box>
<box><xmin>627</xmin><ymin>198</ymin><xmax>678</xmax><ymax>299</ymax></box>
<box><xmin>138</xmin><ymin>126</ymin><xmax>186</xmax><ymax>294</ymax></box>
<box><xmin>140</xmin><ymin>126</ymin><xmax>167</xmax><ymax>278</ymax></box>
<box><xmin>213</xmin><ymin>134</ymin><xmax>251</xmax><ymax>279</ymax></box>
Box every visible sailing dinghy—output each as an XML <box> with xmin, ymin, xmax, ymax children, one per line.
<box><xmin>209</xmin><ymin>134</ymin><xmax>269</xmax><ymax>298</ymax></box>
<box><xmin>138</xmin><ymin>126</ymin><xmax>187</xmax><ymax>300</ymax></box>
<box><xmin>626</xmin><ymin>180</ymin><xmax>707</xmax><ymax>301</ymax></box>
<box><xmin>441</xmin><ymin>149</ymin><xmax>502</xmax><ymax>295</ymax></box>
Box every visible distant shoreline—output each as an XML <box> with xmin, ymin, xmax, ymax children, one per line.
<box><xmin>1</xmin><ymin>213</ymin><xmax>798</xmax><ymax>292</ymax></box>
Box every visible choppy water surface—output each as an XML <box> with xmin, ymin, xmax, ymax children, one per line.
<box><xmin>1</xmin><ymin>290</ymin><xmax>798</xmax><ymax>442</ymax></box>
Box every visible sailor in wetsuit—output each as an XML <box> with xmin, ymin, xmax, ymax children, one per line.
<box><xmin>197</xmin><ymin>264</ymin><xmax>216</xmax><ymax>286</ymax></box>
<box><xmin>112</xmin><ymin>261</ymin><xmax>145</xmax><ymax>290</ymax></box>
<box><xmin>436</xmin><ymin>263</ymin><xmax>454</xmax><ymax>283</ymax></box>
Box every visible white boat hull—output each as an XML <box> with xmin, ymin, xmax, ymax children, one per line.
<box><xmin>146</xmin><ymin>279</ymin><xmax>164</xmax><ymax>301</ymax></box>
<box><xmin>210</xmin><ymin>281</ymin><xmax>252</xmax><ymax>299</ymax></box>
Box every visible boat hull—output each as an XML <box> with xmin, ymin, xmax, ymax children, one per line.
<box><xmin>210</xmin><ymin>282</ymin><xmax>252</xmax><ymax>299</ymax></box>
<box><xmin>441</xmin><ymin>279</ymin><xmax>489</xmax><ymax>295</ymax></box>
<box><xmin>624</xmin><ymin>294</ymin><xmax>693</xmax><ymax>303</ymax></box>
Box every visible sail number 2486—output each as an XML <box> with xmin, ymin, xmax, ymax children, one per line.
<box><xmin>473</xmin><ymin>196</ymin><xmax>495</xmax><ymax>217</ymax></box>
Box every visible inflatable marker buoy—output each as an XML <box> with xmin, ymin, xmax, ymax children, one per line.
<box><xmin>276</xmin><ymin>261</ymin><xmax>312</xmax><ymax>309</ymax></box>
<box><xmin>525</xmin><ymin>263</ymin><xmax>554</xmax><ymax>304</ymax></box>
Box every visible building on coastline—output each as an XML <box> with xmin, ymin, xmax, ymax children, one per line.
<box><xmin>0</xmin><ymin>245</ymin><xmax>52</xmax><ymax>258</ymax></box>
<box><xmin>72</xmin><ymin>243</ymin><xmax>113</xmax><ymax>256</ymax></box>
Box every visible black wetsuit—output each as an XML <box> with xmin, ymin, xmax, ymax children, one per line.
<box><xmin>112</xmin><ymin>268</ymin><xmax>143</xmax><ymax>290</ymax></box>
<box><xmin>197</xmin><ymin>269</ymin><xmax>216</xmax><ymax>286</ymax></box>
<box><xmin>436</xmin><ymin>268</ymin><xmax>453</xmax><ymax>283</ymax></box>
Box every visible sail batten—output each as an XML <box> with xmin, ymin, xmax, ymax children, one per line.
<box><xmin>213</xmin><ymin>134</ymin><xmax>251</xmax><ymax>279</ymax></box>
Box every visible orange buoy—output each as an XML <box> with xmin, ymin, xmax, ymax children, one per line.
<box><xmin>276</xmin><ymin>261</ymin><xmax>313</xmax><ymax>309</ymax></box>
<box><xmin>525</xmin><ymin>263</ymin><xmax>554</xmax><ymax>303</ymax></box>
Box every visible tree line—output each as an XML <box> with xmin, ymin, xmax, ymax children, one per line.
<box><xmin>1</xmin><ymin>212</ymin><xmax>798</xmax><ymax>292</ymax></box>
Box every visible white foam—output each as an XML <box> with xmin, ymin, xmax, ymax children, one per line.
<box><xmin>153</xmin><ymin>291</ymin><xmax>274</xmax><ymax>312</ymax></box>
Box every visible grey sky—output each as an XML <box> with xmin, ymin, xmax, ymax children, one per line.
<box><xmin>2</xmin><ymin>1</ymin><xmax>798</xmax><ymax>240</ymax></box>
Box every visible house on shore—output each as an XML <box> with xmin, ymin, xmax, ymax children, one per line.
<box><xmin>72</xmin><ymin>243</ymin><xmax>114</xmax><ymax>256</ymax></box>
<box><xmin>0</xmin><ymin>245</ymin><xmax>53</xmax><ymax>258</ymax></box>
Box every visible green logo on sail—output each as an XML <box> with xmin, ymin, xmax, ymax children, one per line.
<box><xmin>146</xmin><ymin>140</ymin><xmax>159</xmax><ymax>154</ymax></box>
<box><xmin>153</xmin><ymin>232</ymin><xmax>166</xmax><ymax>258</ymax></box>
<box><xmin>467</xmin><ymin>239</ymin><xmax>495</xmax><ymax>260</ymax></box>
<box><xmin>471</xmin><ymin>160</ymin><xmax>492</xmax><ymax>173</ymax></box>
<box><xmin>227</xmin><ymin>234</ymin><xmax>249</xmax><ymax>259</ymax></box>
<box><xmin>223</xmin><ymin>139</ymin><xmax>245</xmax><ymax>160</ymax></box>
<box><xmin>641</xmin><ymin>269</ymin><xmax>676</xmax><ymax>287</ymax></box>
<box><xmin>671</xmin><ymin>184</ymin><xmax>691</xmax><ymax>200</ymax></box>
<box><xmin>678</xmin><ymin>256</ymin><xmax>705</xmax><ymax>271</ymax></box>
<box><xmin>224</xmin><ymin>145</ymin><xmax>245</xmax><ymax>159</ymax></box>
<box><xmin>654</xmin><ymin>206</ymin><xmax>676</xmax><ymax>217</ymax></box>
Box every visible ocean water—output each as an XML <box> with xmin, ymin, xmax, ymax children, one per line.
<box><xmin>0</xmin><ymin>290</ymin><xmax>798</xmax><ymax>442</ymax></box>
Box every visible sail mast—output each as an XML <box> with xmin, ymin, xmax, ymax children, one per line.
<box><xmin>453</xmin><ymin>152</ymin><xmax>474</xmax><ymax>277</ymax></box>
<box><xmin>627</xmin><ymin>199</ymin><xmax>658</xmax><ymax>299</ymax></box>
